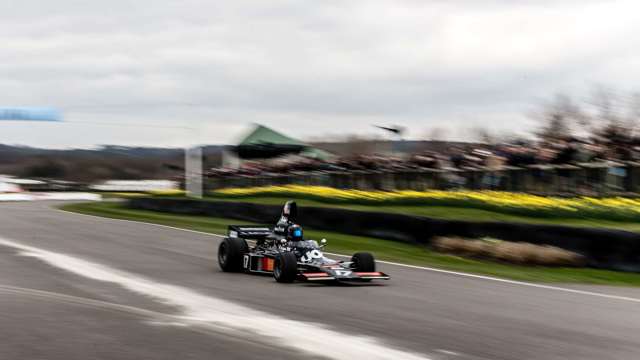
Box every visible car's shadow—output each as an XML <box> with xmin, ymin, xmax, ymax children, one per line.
<box><xmin>298</xmin><ymin>281</ymin><xmax>387</xmax><ymax>288</ymax></box>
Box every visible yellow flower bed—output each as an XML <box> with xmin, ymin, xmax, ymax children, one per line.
<box><xmin>214</xmin><ymin>185</ymin><xmax>640</xmax><ymax>220</ymax></box>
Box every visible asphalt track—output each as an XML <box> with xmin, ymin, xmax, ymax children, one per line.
<box><xmin>1</xmin><ymin>202</ymin><xmax>639</xmax><ymax>359</ymax></box>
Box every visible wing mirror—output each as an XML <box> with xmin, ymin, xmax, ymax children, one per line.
<box><xmin>320</xmin><ymin>238</ymin><xmax>327</xmax><ymax>248</ymax></box>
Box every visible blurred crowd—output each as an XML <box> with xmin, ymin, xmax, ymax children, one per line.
<box><xmin>207</xmin><ymin>137</ymin><xmax>640</xmax><ymax>178</ymax></box>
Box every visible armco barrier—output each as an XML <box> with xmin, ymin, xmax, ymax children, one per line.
<box><xmin>128</xmin><ymin>198</ymin><xmax>640</xmax><ymax>272</ymax></box>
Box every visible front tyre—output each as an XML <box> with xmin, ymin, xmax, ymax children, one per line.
<box><xmin>274</xmin><ymin>252</ymin><xmax>298</xmax><ymax>283</ymax></box>
<box><xmin>218</xmin><ymin>237</ymin><xmax>248</xmax><ymax>272</ymax></box>
<box><xmin>351</xmin><ymin>252</ymin><xmax>375</xmax><ymax>272</ymax></box>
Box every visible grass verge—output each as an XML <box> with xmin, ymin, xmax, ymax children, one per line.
<box><xmin>60</xmin><ymin>201</ymin><xmax>640</xmax><ymax>286</ymax></box>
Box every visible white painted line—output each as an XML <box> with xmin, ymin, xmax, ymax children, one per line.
<box><xmin>0</xmin><ymin>284</ymin><xmax>302</xmax><ymax>346</ymax></box>
<box><xmin>57</xmin><ymin>208</ymin><xmax>640</xmax><ymax>304</ymax></box>
<box><xmin>0</xmin><ymin>284</ymin><xmax>171</xmax><ymax>319</ymax></box>
<box><xmin>57</xmin><ymin>208</ymin><xmax>223</xmax><ymax>238</ymax></box>
<box><xmin>435</xmin><ymin>349</ymin><xmax>461</xmax><ymax>357</ymax></box>
<box><xmin>0</xmin><ymin>237</ymin><xmax>431</xmax><ymax>360</ymax></box>
<box><xmin>369</xmin><ymin>260</ymin><xmax>640</xmax><ymax>304</ymax></box>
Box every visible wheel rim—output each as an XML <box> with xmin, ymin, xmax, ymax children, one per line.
<box><xmin>219</xmin><ymin>243</ymin><xmax>227</xmax><ymax>265</ymax></box>
<box><xmin>274</xmin><ymin>260</ymin><xmax>281</xmax><ymax>278</ymax></box>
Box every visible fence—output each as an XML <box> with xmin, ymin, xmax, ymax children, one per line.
<box><xmin>206</xmin><ymin>161</ymin><xmax>640</xmax><ymax>195</ymax></box>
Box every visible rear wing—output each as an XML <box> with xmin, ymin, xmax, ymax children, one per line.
<box><xmin>228</xmin><ymin>225</ymin><xmax>272</xmax><ymax>240</ymax></box>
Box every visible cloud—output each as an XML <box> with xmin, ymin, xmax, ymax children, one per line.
<box><xmin>0</xmin><ymin>0</ymin><xmax>639</xmax><ymax>147</ymax></box>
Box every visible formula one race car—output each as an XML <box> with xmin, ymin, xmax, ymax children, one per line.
<box><xmin>217</xmin><ymin>201</ymin><xmax>390</xmax><ymax>283</ymax></box>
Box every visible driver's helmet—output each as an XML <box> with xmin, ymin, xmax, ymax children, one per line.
<box><xmin>286</xmin><ymin>224</ymin><xmax>304</xmax><ymax>241</ymax></box>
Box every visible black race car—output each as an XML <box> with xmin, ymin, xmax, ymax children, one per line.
<box><xmin>217</xmin><ymin>201</ymin><xmax>390</xmax><ymax>283</ymax></box>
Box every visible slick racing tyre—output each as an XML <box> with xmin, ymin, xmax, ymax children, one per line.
<box><xmin>274</xmin><ymin>252</ymin><xmax>298</xmax><ymax>283</ymax></box>
<box><xmin>218</xmin><ymin>237</ymin><xmax>248</xmax><ymax>272</ymax></box>
<box><xmin>351</xmin><ymin>252</ymin><xmax>376</xmax><ymax>272</ymax></box>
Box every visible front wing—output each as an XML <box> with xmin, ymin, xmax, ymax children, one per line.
<box><xmin>300</xmin><ymin>269</ymin><xmax>390</xmax><ymax>282</ymax></box>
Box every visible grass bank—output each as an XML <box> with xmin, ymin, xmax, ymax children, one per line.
<box><xmin>61</xmin><ymin>201</ymin><xmax>640</xmax><ymax>286</ymax></box>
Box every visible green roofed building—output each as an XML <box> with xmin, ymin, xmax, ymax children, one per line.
<box><xmin>225</xmin><ymin>124</ymin><xmax>333</xmax><ymax>165</ymax></box>
<box><xmin>239</xmin><ymin>124</ymin><xmax>304</xmax><ymax>147</ymax></box>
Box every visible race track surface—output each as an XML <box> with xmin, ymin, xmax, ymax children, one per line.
<box><xmin>0</xmin><ymin>201</ymin><xmax>639</xmax><ymax>360</ymax></box>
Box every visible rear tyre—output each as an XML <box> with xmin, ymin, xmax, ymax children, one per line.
<box><xmin>351</xmin><ymin>252</ymin><xmax>375</xmax><ymax>272</ymax></box>
<box><xmin>218</xmin><ymin>237</ymin><xmax>248</xmax><ymax>272</ymax></box>
<box><xmin>274</xmin><ymin>252</ymin><xmax>298</xmax><ymax>283</ymax></box>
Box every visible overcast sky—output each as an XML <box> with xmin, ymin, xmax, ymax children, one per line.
<box><xmin>1</xmin><ymin>0</ymin><xmax>639</xmax><ymax>148</ymax></box>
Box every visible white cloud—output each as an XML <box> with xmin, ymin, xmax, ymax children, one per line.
<box><xmin>0</xmin><ymin>0</ymin><xmax>639</xmax><ymax>147</ymax></box>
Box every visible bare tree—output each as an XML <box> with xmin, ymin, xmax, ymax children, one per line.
<box><xmin>588</xmin><ymin>86</ymin><xmax>620</xmax><ymax>127</ymax></box>
<box><xmin>424</xmin><ymin>127</ymin><xmax>449</xmax><ymax>141</ymax></box>
<box><xmin>469</xmin><ymin>126</ymin><xmax>498</xmax><ymax>145</ymax></box>
<box><xmin>584</xmin><ymin>86</ymin><xmax>637</xmax><ymax>148</ymax></box>
<box><xmin>626</xmin><ymin>92</ymin><xmax>640</xmax><ymax>137</ymax></box>
<box><xmin>535</xmin><ymin>94</ymin><xmax>584</xmax><ymax>141</ymax></box>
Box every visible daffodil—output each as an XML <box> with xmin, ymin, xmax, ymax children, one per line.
<box><xmin>213</xmin><ymin>185</ymin><xmax>640</xmax><ymax>221</ymax></box>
